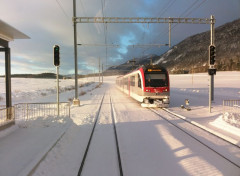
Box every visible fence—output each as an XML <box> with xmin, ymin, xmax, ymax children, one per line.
<box><xmin>223</xmin><ymin>100</ymin><xmax>240</xmax><ymax>114</ymax></box>
<box><xmin>15</xmin><ymin>102</ymin><xmax>70</xmax><ymax>122</ymax></box>
<box><xmin>0</xmin><ymin>106</ymin><xmax>15</xmax><ymax>127</ymax></box>
<box><xmin>0</xmin><ymin>105</ymin><xmax>6</xmax><ymax>109</ymax></box>
<box><xmin>223</xmin><ymin>100</ymin><xmax>240</xmax><ymax>127</ymax></box>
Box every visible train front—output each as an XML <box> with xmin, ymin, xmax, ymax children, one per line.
<box><xmin>141</xmin><ymin>65</ymin><xmax>170</xmax><ymax>108</ymax></box>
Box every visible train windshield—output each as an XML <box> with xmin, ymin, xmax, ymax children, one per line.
<box><xmin>145</xmin><ymin>73</ymin><xmax>168</xmax><ymax>87</ymax></box>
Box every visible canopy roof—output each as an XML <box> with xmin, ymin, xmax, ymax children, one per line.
<box><xmin>0</xmin><ymin>19</ymin><xmax>30</xmax><ymax>42</ymax></box>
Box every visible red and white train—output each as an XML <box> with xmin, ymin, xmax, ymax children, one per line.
<box><xmin>116</xmin><ymin>64</ymin><xmax>170</xmax><ymax>107</ymax></box>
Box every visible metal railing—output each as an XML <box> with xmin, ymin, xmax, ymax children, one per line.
<box><xmin>223</xmin><ymin>100</ymin><xmax>240</xmax><ymax>127</ymax></box>
<box><xmin>0</xmin><ymin>106</ymin><xmax>15</xmax><ymax>126</ymax></box>
<box><xmin>15</xmin><ymin>102</ymin><xmax>70</xmax><ymax>122</ymax></box>
<box><xmin>0</xmin><ymin>105</ymin><xmax>6</xmax><ymax>109</ymax></box>
<box><xmin>223</xmin><ymin>100</ymin><xmax>240</xmax><ymax>114</ymax></box>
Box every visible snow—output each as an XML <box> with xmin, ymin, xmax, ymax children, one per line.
<box><xmin>0</xmin><ymin>72</ymin><xmax>240</xmax><ymax>176</ymax></box>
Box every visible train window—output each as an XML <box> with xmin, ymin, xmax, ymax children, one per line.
<box><xmin>138</xmin><ymin>74</ymin><xmax>142</xmax><ymax>88</ymax></box>
<box><xmin>145</xmin><ymin>73</ymin><xmax>168</xmax><ymax>87</ymax></box>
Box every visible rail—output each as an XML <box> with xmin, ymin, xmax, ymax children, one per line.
<box><xmin>223</xmin><ymin>100</ymin><xmax>240</xmax><ymax>127</ymax></box>
<box><xmin>15</xmin><ymin>102</ymin><xmax>70</xmax><ymax>122</ymax></box>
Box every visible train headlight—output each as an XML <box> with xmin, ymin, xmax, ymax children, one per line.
<box><xmin>163</xmin><ymin>98</ymin><xmax>169</xmax><ymax>104</ymax></box>
<box><xmin>163</xmin><ymin>88</ymin><xmax>168</xmax><ymax>92</ymax></box>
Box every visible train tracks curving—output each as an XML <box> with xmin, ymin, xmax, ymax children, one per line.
<box><xmin>149</xmin><ymin>108</ymin><xmax>240</xmax><ymax>169</ymax></box>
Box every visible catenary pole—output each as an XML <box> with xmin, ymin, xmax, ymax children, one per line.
<box><xmin>73</xmin><ymin>0</ymin><xmax>80</xmax><ymax>106</ymax></box>
<box><xmin>74</xmin><ymin>16</ymin><xmax>214</xmax><ymax>111</ymax></box>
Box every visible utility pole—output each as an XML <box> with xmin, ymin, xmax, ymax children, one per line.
<box><xmin>73</xmin><ymin>0</ymin><xmax>80</xmax><ymax>106</ymax></box>
<box><xmin>169</xmin><ymin>18</ymin><xmax>172</xmax><ymax>48</ymax></box>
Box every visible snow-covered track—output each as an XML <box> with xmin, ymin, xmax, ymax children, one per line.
<box><xmin>77</xmin><ymin>94</ymin><xmax>105</xmax><ymax>176</ymax></box>
<box><xmin>149</xmin><ymin>108</ymin><xmax>240</xmax><ymax>169</ymax></box>
<box><xmin>110</xmin><ymin>96</ymin><xmax>123</xmax><ymax>176</ymax></box>
<box><xmin>162</xmin><ymin>108</ymin><xmax>240</xmax><ymax>149</ymax></box>
<box><xmin>77</xmin><ymin>94</ymin><xmax>123</xmax><ymax>176</ymax></box>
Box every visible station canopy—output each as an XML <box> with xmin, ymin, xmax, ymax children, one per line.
<box><xmin>0</xmin><ymin>19</ymin><xmax>30</xmax><ymax>42</ymax></box>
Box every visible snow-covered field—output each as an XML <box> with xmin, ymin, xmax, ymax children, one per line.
<box><xmin>0</xmin><ymin>77</ymin><xmax>97</xmax><ymax>105</ymax></box>
<box><xmin>0</xmin><ymin>71</ymin><xmax>239</xmax><ymax>176</ymax></box>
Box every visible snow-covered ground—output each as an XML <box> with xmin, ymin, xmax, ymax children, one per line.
<box><xmin>0</xmin><ymin>72</ymin><xmax>239</xmax><ymax>176</ymax></box>
<box><xmin>169</xmin><ymin>71</ymin><xmax>240</xmax><ymax>142</ymax></box>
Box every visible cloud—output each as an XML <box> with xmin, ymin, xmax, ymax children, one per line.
<box><xmin>0</xmin><ymin>0</ymin><xmax>239</xmax><ymax>75</ymax></box>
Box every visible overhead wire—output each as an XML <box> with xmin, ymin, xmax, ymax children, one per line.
<box><xmin>77</xmin><ymin>0</ymin><xmax>103</xmax><ymax>71</ymax></box>
<box><xmin>170</xmin><ymin>0</ymin><xmax>208</xmax><ymax>32</ymax></box>
<box><xmin>55</xmin><ymin>0</ymin><xmax>71</xmax><ymax>20</ymax></box>
<box><xmin>101</xmin><ymin>0</ymin><xmax>109</xmax><ymax>68</ymax></box>
<box><xmin>78</xmin><ymin>0</ymin><xmax>97</xmax><ymax>46</ymax></box>
<box><xmin>142</xmin><ymin>0</ymin><xmax>209</xmax><ymax>55</ymax></box>
<box><xmin>135</xmin><ymin>0</ymin><xmax>177</xmax><ymax>57</ymax></box>
<box><xmin>157</xmin><ymin>0</ymin><xmax>177</xmax><ymax>17</ymax></box>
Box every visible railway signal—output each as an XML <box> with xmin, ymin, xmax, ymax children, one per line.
<box><xmin>209</xmin><ymin>45</ymin><xmax>216</xmax><ymax>65</ymax></box>
<box><xmin>53</xmin><ymin>45</ymin><xmax>60</xmax><ymax>116</ymax></box>
<box><xmin>53</xmin><ymin>45</ymin><xmax>60</xmax><ymax>66</ymax></box>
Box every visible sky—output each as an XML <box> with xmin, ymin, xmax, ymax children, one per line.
<box><xmin>0</xmin><ymin>0</ymin><xmax>239</xmax><ymax>75</ymax></box>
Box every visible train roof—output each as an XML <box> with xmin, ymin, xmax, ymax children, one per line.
<box><xmin>116</xmin><ymin>64</ymin><xmax>168</xmax><ymax>79</ymax></box>
<box><xmin>142</xmin><ymin>64</ymin><xmax>167</xmax><ymax>72</ymax></box>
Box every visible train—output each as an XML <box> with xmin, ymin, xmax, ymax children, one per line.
<box><xmin>116</xmin><ymin>64</ymin><xmax>170</xmax><ymax>108</ymax></box>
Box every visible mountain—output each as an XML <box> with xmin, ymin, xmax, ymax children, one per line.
<box><xmin>156</xmin><ymin>18</ymin><xmax>240</xmax><ymax>74</ymax></box>
<box><xmin>104</xmin><ymin>54</ymin><xmax>161</xmax><ymax>76</ymax></box>
<box><xmin>0</xmin><ymin>73</ymin><xmax>66</xmax><ymax>79</ymax></box>
<box><xmin>105</xmin><ymin>18</ymin><xmax>240</xmax><ymax>75</ymax></box>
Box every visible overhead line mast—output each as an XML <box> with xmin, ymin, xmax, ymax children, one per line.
<box><xmin>77</xmin><ymin>43</ymin><xmax>119</xmax><ymax>47</ymax></box>
<box><xmin>73</xmin><ymin>15</ymin><xmax>215</xmax><ymax>112</ymax></box>
<box><xmin>74</xmin><ymin>17</ymin><xmax>211</xmax><ymax>24</ymax></box>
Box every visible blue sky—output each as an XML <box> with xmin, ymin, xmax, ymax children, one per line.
<box><xmin>0</xmin><ymin>0</ymin><xmax>239</xmax><ymax>75</ymax></box>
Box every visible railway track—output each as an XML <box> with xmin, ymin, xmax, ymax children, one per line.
<box><xmin>149</xmin><ymin>108</ymin><xmax>240</xmax><ymax>169</ymax></box>
<box><xmin>77</xmin><ymin>94</ymin><xmax>123</xmax><ymax>176</ymax></box>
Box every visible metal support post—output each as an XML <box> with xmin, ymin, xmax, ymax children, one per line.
<box><xmin>73</xmin><ymin>0</ymin><xmax>80</xmax><ymax>106</ymax></box>
<box><xmin>56</xmin><ymin>66</ymin><xmax>60</xmax><ymax>116</ymax></box>
<box><xmin>5</xmin><ymin>48</ymin><xmax>12</xmax><ymax>109</ymax></box>
<box><xmin>169</xmin><ymin>21</ymin><xmax>171</xmax><ymax>48</ymax></box>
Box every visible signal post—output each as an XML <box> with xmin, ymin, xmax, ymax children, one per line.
<box><xmin>53</xmin><ymin>45</ymin><xmax>60</xmax><ymax>116</ymax></box>
<box><xmin>208</xmin><ymin>15</ymin><xmax>216</xmax><ymax>113</ymax></box>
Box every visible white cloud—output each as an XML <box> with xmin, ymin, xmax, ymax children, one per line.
<box><xmin>0</xmin><ymin>0</ymin><xmax>239</xmax><ymax>74</ymax></box>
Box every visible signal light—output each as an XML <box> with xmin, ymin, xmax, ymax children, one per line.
<box><xmin>209</xmin><ymin>45</ymin><xmax>216</xmax><ymax>65</ymax></box>
<box><xmin>53</xmin><ymin>45</ymin><xmax>60</xmax><ymax>66</ymax></box>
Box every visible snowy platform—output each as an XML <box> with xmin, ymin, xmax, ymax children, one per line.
<box><xmin>0</xmin><ymin>73</ymin><xmax>240</xmax><ymax>176</ymax></box>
